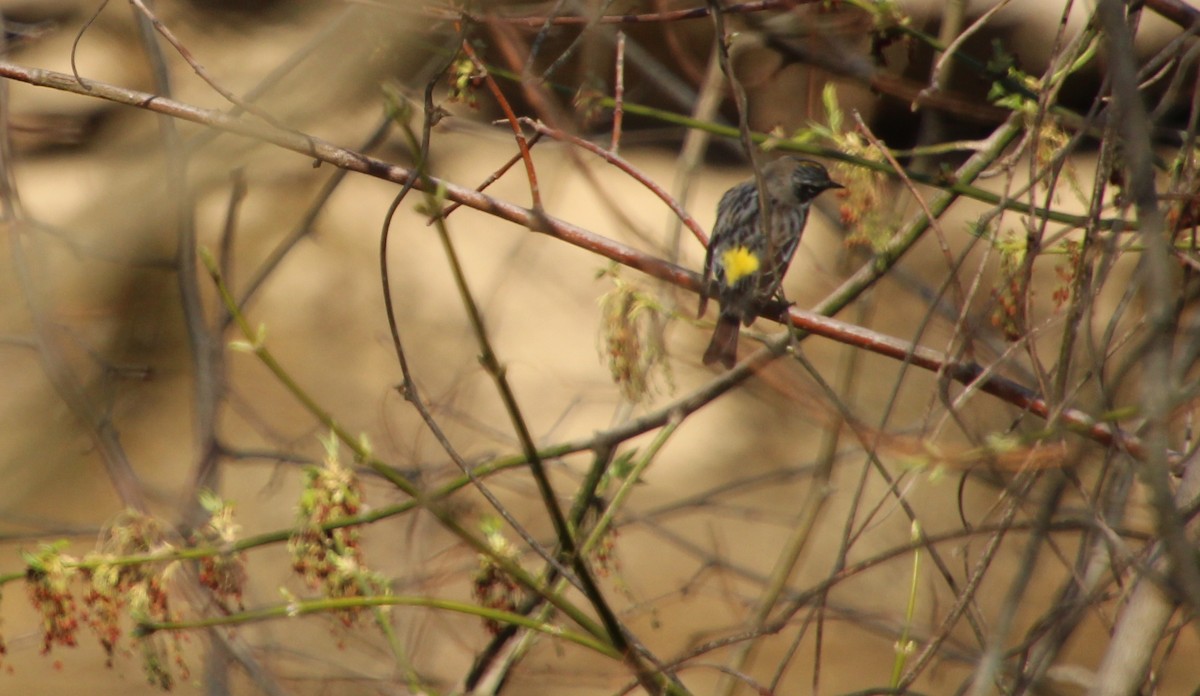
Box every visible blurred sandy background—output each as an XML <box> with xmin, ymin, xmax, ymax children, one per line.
<box><xmin>1</xmin><ymin>1</ymin><xmax>1198</xmax><ymax>694</ymax></box>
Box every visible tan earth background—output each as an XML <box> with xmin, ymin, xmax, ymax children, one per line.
<box><xmin>1</xmin><ymin>1</ymin><xmax>1199</xmax><ymax>695</ymax></box>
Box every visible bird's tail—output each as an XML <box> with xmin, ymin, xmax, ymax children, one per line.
<box><xmin>703</xmin><ymin>314</ymin><xmax>740</xmax><ymax>368</ymax></box>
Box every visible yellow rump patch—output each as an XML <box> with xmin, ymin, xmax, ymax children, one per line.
<box><xmin>720</xmin><ymin>246</ymin><xmax>761</xmax><ymax>285</ymax></box>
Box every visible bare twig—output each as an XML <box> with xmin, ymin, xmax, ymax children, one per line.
<box><xmin>437</xmin><ymin>130</ymin><xmax>544</xmax><ymax>220</ymax></box>
<box><xmin>424</xmin><ymin>0</ymin><xmax>801</xmax><ymax>26</ymax></box>
<box><xmin>460</xmin><ymin>38</ymin><xmax>543</xmax><ymax>209</ymax></box>
<box><xmin>128</xmin><ymin>0</ymin><xmax>288</xmax><ymax>129</ymax></box>
<box><xmin>520</xmin><ymin>118</ymin><xmax>708</xmax><ymax>244</ymax></box>
<box><xmin>610</xmin><ymin>30</ymin><xmax>625</xmax><ymax>153</ymax></box>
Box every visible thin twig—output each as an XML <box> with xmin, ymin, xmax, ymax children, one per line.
<box><xmin>424</xmin><ymin>0</ymin><xmax>797</xmax><ymax>26</ymax></box>
<box><xmin>232</xmin><ymin>116</ymin><xmax>393</xmax><ymax>319</ymax></box>
<box><xmin>437</xmin><ymin>130</ymin><xmax>544</xmax><ymax>220</ymax></box>
<box><xmin>853</xmin><ymin>111</ymin><xmax>967</xmax><ymax>314</ymax></box>
<box><xmin>521</xmin><ymin>118</ymin><xmax>708</xmax><ymax>244</ymax></box>
<box><xmin>611</xmin><ymin>30</ymin><xmax>625</xmax><ymax>153</ymax></box>
<box><xmin>129</xmin><ymin>0</ymin><xmax>288</xmax><ymax>129</ymax></box>
<box><xmin>460</xmin><ymin>37</ymin><xmax>543</xmax><ymax>209</ymax></box>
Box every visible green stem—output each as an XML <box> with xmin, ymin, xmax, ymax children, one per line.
<box><xmin>197</xmin><ymin>248</ymin><xmax>610</xmax><ymax>642</ymax></box>
<box><xmin>137</xmin><ymin>594</ymin><xmax>621</xmax><ymax>659</ymax></box>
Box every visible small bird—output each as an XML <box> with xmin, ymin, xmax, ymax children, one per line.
<box><xmin>698</xmin><ymin>158</ymin><xmax>842</xmax><ymax>368</ymax></box>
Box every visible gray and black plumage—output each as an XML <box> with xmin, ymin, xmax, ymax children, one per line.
<box><xmin>698</xmin><ymin>158</ymin><xmax>842</xmax><ymax>368</ymax></box>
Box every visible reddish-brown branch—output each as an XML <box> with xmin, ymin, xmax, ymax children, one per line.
<box><xmin>129</xmin><ymin>0</ymin><xmax>285</xmax><ymax>129</ymax></box>
<box><xmin>1144</xmin><ymin>0</ymin><xmax>1200</xmax><ymax>29</ymax></box>
<box><xmin>611</xmin><ymin>31</ymin><xmax>626</xmax><ymax>153</ymax></box>
<box><xmin>439</xmin><ymin>131</ymin><xmax>545</xmax><ymax>221</ymax></box>
<box><xmin>520</xmin><ymin>118</ymin><xmax>709</xmax><ymax>246</ymax></box>
<box><xmin>0</xmin><ymin>60</ymin><xmax>1152</xmax><ymax>463</ymax></box>
<box><xmin>460</xmin><ymin>38</ymin><xmax>543</xmax><ymax>210</ymax></box>
<box><xmin>428</xmin><ymin>0</ymin><xmax>802</xmax><ymax>27</ymax></box>
<box><xmin>485</xmin><ymin>18</ymin><xmax>572</xmax><ymax>130</ymax></box>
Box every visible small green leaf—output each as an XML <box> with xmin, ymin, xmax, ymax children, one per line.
<box><xmin>822</xmin><ymin>83</ymin><xmax>843</xmax><ymax>133</ymax></box>
<box><xmin>318</xmin><ymin>431</ymin><xmax>340</xmax><ymax>462</ymax></box>
<box><xmin>198</xmin><ymin>489</ymin><xmax>225</xmax><ymax>514</ymax></box>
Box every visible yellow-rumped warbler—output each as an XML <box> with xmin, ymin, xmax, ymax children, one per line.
<box><xmin>698</xmin><ymin>158</ymin><xmax>842</xmax><ymax>368</ymax></box>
